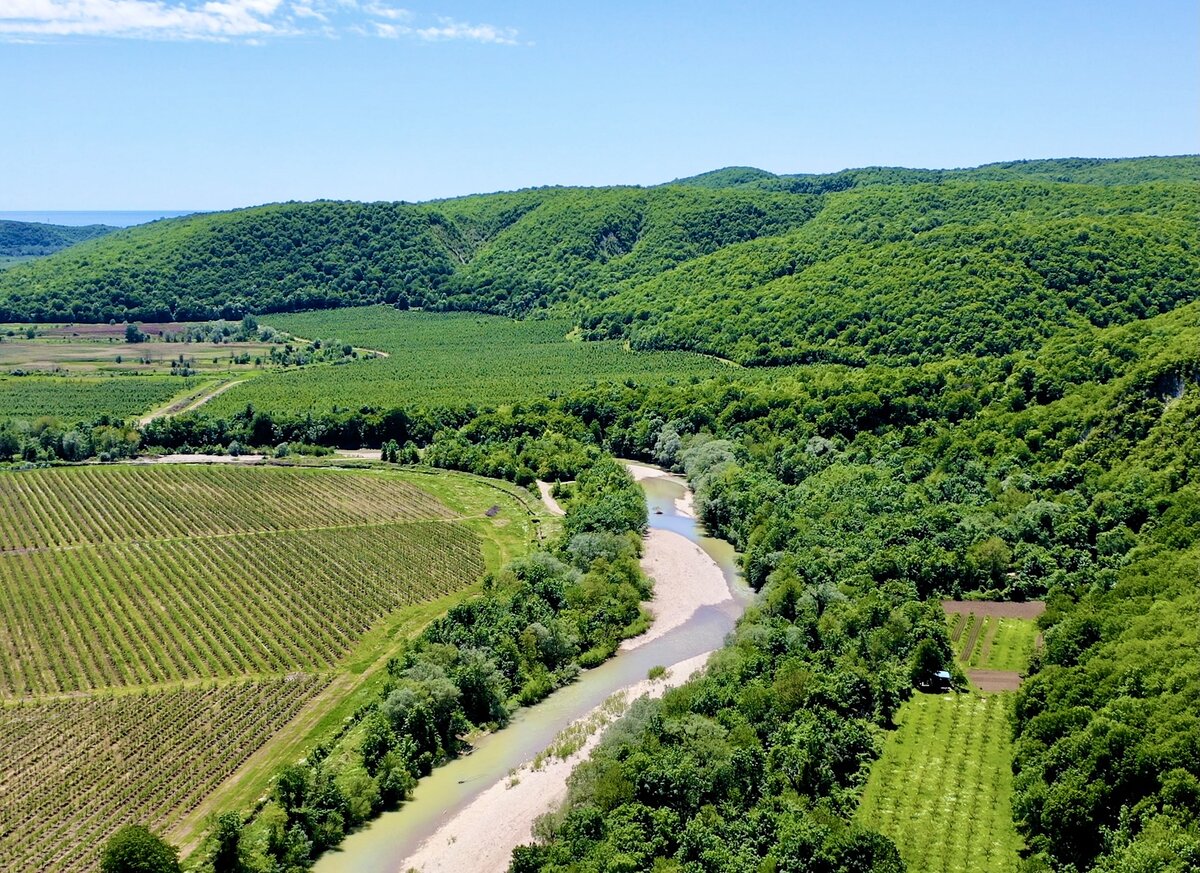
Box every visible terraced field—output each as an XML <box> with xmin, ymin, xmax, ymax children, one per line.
<box><xmin>0</xmin><ymin>464</ymin><xmax>492</xmax><ymax>872</ymax></box>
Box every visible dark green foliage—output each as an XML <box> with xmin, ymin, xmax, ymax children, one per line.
<box><xmin>0</xmin><ymin>219</ymin><xmax>115</xmax><ymax>257</ymax></box>
<box><xmin>585</xmin><ymin>181</ymin><xmax>1200</xmax><ymax>364</ymax></box>
<box><xmin>7</xmin><ymin>156</ymin><xmax>1193</xmax><ymax>343</ymax></box>
<box><xmin>100</xmin><ymin>825</ymin><xmax>180</xmax><ymax>873</ymax></box>
<box><xmin>0</xmin><ymin>186</ymin><xmax>817</xmax><ymax>322</ymax></box>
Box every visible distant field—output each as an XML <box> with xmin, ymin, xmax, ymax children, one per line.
<box><xmin>204</xmin><ymin>307</ymin><xmax>731</xmax><ymax>415</ymax></box>
<box><xmin>0</xmin><ymin>374</ymin><xmax>200</xmax><ymax>423</ymax></box>
<box><xmin>856</xmin><ymin>694</ymin><xmax>1023</xmax><ymax>873</ymax></box>
<box><xmin>0</xmin><ymin>463</ymin><xmax>525</xmax><ymax>873</ymax></box>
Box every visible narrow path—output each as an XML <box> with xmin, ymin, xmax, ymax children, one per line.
<box><xmin>137</xmin><ymin>378</ymin><xmax>246</xmax><ymax>426</ymax></box>
<box><xmin>535</xmin><ymin>480</ymin><xmax>566</xmax><ymax>516</ymax></box>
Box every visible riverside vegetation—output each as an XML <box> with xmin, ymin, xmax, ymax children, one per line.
<box><xmin>0</xmin><ymin>156</ymin><xmax>1198</xmax><ymax>873</ymax></box>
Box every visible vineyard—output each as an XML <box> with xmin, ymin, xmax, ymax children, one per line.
<box><xmin>0</xmin><ymin>463</ymin><xmax>494</xmax><ymax>872</ymax></box>
<box><xmin>0</xmin><ymin>374</ymin><xmax>200</xmax><ymax>422</ymax></box>
<box><xmin>0</xmin><ymin>464</ymin><xmax>454</xmax><ymax>551</ymax></box>
<box><xmin>856</xmin><ymin>694</ymin><xmax>1023</xmax><ymax>873</ymax></box>
<box><xmin>0</xmin><ymin>675</ymin><xmax>328</xmax><ymax>873</ymax></box>
<box><xmin>203</xmin><ymin>308</ymin><xmax>731</xmax><ymax>415</ymax></box>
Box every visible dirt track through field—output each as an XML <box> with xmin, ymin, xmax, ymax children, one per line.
<box><xmin>138</xmin><ymin>378</ymin><xmax>246</xmax><ymax>425</ymax></box>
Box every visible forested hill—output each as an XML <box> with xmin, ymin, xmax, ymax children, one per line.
<box><xmin>1</xmin><ymin>156</ymin><xmax>1197</xmax><ymax>366</ymax></box>
<box><xmin>0</xmin><ymin>220</ymin><xmax>116</xmax><ymax>258</ymax></box>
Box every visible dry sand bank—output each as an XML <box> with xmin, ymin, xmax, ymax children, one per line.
<box><xmin>396</xmin><ymin>651</ymin><xmax>714</xmax><ymax>873</ymax></box>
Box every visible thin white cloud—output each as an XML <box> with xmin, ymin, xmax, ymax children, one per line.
<box><xmin>0</xmin><ymin>0</ymin><xmax>288</xmax><ymax>39</ymax></box>
<box><xmin>0</xmin><ymin>0</ymin><xmax>520</xmax><ymax>43</ymax></box>
<box><xmin>362</xmin><ymin>2</ymin><xmax>409</xmax><ymax>21</ymax></box>
<box><xmin>412</xmin><ymin>17</ymin><xmax>516</xmax><ymax>45</ymax></box>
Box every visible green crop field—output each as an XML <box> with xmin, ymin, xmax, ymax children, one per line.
<box><xmin>203</xmin><ymin>307</ymin><xmax>731</xmax><ymax>415</ymax></box>
<box><xmin>856</xmin><ymin>694</ymin><xmax>1023</xmax><ymax>873</ymax></box>
<box><xmin>0</xmin><ymin>462</ymin><xmax>523</xmax><ymax>873</ymax></box>
<box><xmin>0</xmin><ymin>374</ymin><xmax>200</xmax><ymax>423</ymax></box>
<box><xmin>949</xmin><ymin>612</ymin><xmax>1040</xmax><ymax>673</ymax></box>
<box><xmin>0</xmin><ymin>676</ymin><xmax>328</xmax><ymax>873</ymax></box>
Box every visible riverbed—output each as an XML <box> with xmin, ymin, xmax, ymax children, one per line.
<box><xmin>312</xmin><ymin>463</ymin><xmax>750</xmax><ymax>873</ymax></box>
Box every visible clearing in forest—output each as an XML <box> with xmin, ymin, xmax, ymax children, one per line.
<box><xmin>856</xmin><ymin>693</ymin><xmax>1023</xmax><ymax>873</ymax></box>
<box><xmin>854</xmin><ymin>601</ymin><xmax>1043</xmax><ymax>870</ymax></box>
<box><xmin>944</xmin><ymin>600</ymin><xmax>1043</xmax><ymax>684</ymax></box>
<box><xmin>0</xmin><ymin>462</ymin><xmax>535</xmax><ymax>873</ymax></box>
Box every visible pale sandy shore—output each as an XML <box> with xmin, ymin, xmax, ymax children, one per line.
<box><xmin>535</xmin><ymin>481</ymin><xmax>566</xmax><ymax>516</ymax></box>
<box><xmin>622</xmin><ymin>460</ymin><xmax>683</xmax><ymax>483</ymax></box>
<box><xmin>395</xmin><ymin>651</ymin><xmax>714</xmax><ymax>873</ymax></box>
<box><xmin>334</xmin><ymin>448</ymin><xmax>384</xmax><ymax>460</ymax></box>
<box><xmin>674</xmin><ymin>489</ymin><xmax>696</xmax><ymax>518</ymax></box>
<box><xmin>621</xmin><ymin>528</ymin><xmax>731</xmax><ymax>652</ymax></box>
<box><xmin>132</xmin><ymin>453</ymin><xmax>266</xmax><ymax>464</ymax></box>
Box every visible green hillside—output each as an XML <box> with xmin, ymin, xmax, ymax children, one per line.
<box><xmin>2</xmin><ymin>157</ymin><xmax>1195</xmax><ymax>356</ymax></box>
<box><xmin>0</xmin><ymin>220</ymin><xmax>115</xmax><ymax>258</ymax></box>
<box><xmin>585</xmin><ymin>180</ymin><xmax>1200</xmax><ymax>364</ymax></box>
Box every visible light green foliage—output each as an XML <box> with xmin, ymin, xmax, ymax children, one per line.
<box><xmin>950</xmin><ymin>611</ymin><xmax>1036</xmax><ymax>671</ymax></box>
<box><xmin>0</xmin><ymin>374</ymin><xmax>199</xmax><ymax>422</ymax></box>
<box><xmin>856</xmin><ymin>694</ymin><xmax>1022</xmax><ymax>873</ymax></box>
<box><xmin>202</xmin><ymin>308</ymin><xmax>726</xmax><ymax>415</ymax></box>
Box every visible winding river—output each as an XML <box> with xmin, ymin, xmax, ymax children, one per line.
<box><xmin>312</xmin><ymin>466</ymin><xmax>751</xmax><ymax>873</ymax></box>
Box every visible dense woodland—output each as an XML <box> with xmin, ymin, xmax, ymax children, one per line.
<box><xmin>6</xmin><ymin>156</ymin><xmax>1200</xmax><ymax>872</ymax></box>
<box><xmin>0</xmin><ymin>219</ymin><xmax>115</xmax><ymax>258</ymax></box>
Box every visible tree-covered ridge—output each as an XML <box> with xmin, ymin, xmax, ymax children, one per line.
<box><xmin>675</xmin><ymin>155</ymin><xmax>1200</xmax><ymax>192</ymax></box>
<box><xmin>0</xmin><ymin>220</ymin><xmax>116</xmax><ymax>257</ymax></box>
<box><xmin>2</xmin><ymin>155</ymin><xmax>1195</xmax><ymax>334</ymax></box>
<box><xmin>584</xmin><ymin>180</ymin><xmax>1200</xmax><ymax>364</ymax></box>
<box><xmin>435</xmin><ymin>186</ymin><xmax>821</xmax><ymax>314</ymax></box>
<box><xmin>0</xmin><ymin>186</ymin><xmax>820</xmax><ymax>323</ymax></box>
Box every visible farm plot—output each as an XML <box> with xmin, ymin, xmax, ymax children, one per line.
<box><xmin>944</xmin><ymin>601</ymin><xmax>1043</xmax><ymax>673</ymax></box>
<box><xmin>0</xmin><ymin>463</ymin><xmax>496</xmax><ymax>872</ymax></box>
<box><xmin>0</xmin><ymin>374</ymin><xmax>200</xmax><ymax>423</ymax></box>
<box><xmin>0</xmin><ymin>463</ymin><xmax>453</xmax><ymax>551</ymax></box>
<box><xmin>0</xmin><ymin>521</ymin><xmax>482</xmax><ymax>696</ymax></box>
<box><xmin>856</xmin><ymin>693</ymin><xmax>1023</xmax><ymax>873</ymax></box>
<box><xmin>0</xmin><ymin>675</ymin><xmax>328</xmax><ymax>873</ymax></box>
<box><xmin>203</xmin><ymin>308</ymin><xmax>730</xmax><ymax>415</ymax></box>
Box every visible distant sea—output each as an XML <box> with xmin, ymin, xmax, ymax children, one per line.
<box><xmin>0</xmin><ymin>210</ymin><xmax>200</xmax><ymax>228</ymax></box>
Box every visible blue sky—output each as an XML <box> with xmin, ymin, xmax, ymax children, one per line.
<box><xmin>1</xmin><ymin>0</ymin><xmax>1196</xmax><ymax>209</ymax></box>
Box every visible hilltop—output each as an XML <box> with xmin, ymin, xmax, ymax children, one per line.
<box><xmin>0</xmin><ymin>155</ymin><xmax>1197</xmax><ymax>368</ymax></box>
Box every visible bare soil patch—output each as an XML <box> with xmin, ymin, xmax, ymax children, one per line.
<box><xmin>967</xmin><ymin>669</ymin><xmax>1024</xmax><ymax>692</ymax></box>
<box><xmin>942</xmin><ymin>600</ymin><xmax>1045</xmax><ymax>619</ymax></box>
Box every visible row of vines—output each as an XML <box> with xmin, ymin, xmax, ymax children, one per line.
<box><xmin>0</xmin><ymin>675</ymin><xmax>329</xmax><ymax>873</ymax></box>
<box><xmin>0</xmin><ymin>520</ymin><xmax>483</xmax><ymax>696</ymax></box>
<box><xmin>0</xmin><ymin>464</ymin><xmax>454</xmax><ymax>551</ymax></box>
